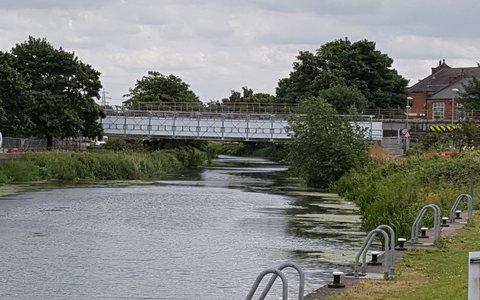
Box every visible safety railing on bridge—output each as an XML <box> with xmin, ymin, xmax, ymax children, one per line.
<box><xmin>105</xmin><ymin>102</ymin><xmax>480</xmax><ymax>123</ymax></box>
<box><xmin>107</xmin><ymin>102</ymin><xmax>299</xmax><ymax>115</ymax></box>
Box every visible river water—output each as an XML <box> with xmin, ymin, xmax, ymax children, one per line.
<box><xmin>0</xmin><ymin>156</ymin><xmax>365</xmax><ymax>300</ymax></box>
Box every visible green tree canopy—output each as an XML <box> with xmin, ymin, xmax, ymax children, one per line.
<box><xmin>318</xmin><ymin>85</ymin><xmax>368</xmax><ymax>114</ymax></box>
<box><xmin>276</xmin><ymin>38</ymin><xmax>409</xmax><ymax>109</ymax></box>
<box><xmin>0</xmin><ymin>37</ymin><xmax>104</xmax><ymax>144</ymax></box>
<box><xmin>459</xmin><ymin>76</ymin><xmax>480</xmax><ymax>110</ymax></box>
<box><xmin>288</xmin><ymin>96</ymin><xmax>370</xmax><ymax>188</ymax></box>
<box><xmin>123</xmin><ymin>71</ymin><xmax>200</xmax><ymax>107</ymax></box>
<box><xmin>222</xmin><ymin>86</ymin><xmax>275</xmax><ymax>104</ymax></box>
<box><xmin>0</xmin><ymin>53</ymin><xmax>34</xmax><ymax>136</ymax></box>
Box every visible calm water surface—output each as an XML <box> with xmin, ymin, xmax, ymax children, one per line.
<box><xmin>0</xmin><ymin>156</ymin><xmax>365</xmax><ymax>299</ymax></box>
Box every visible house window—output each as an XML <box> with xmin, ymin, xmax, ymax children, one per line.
<box><xmin>433</xmin><ymin>102</ymin><xmax>445</xmax><ymax>119</ymax></box>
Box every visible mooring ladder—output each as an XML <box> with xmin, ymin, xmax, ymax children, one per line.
<box><xmin>245</xmin><ymin>262</ymin><xmax>305</xmax><ymax>300</ymax></box>
<box><xmin>410</xmin><ymin>204</ymin><xmax>441</xmax><ymax>244</ymax></box>
<box><xmin>361</xmin><ymin>225</ymin><xmax>396</xmax><ymax>276</ymax></box>
<box><xmin>354</xmin><ymin>227</ymin><xmax>392</xmax><ymax>279</ymax></box>
<box><xmin>449</xmin><ymin>194</ymin><xmax>473</xmax><ymax>224</ymax></box>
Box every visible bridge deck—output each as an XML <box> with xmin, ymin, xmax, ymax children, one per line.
<box><xmin>101</xmin><ymin>110</ymin><xmax>458</xmax><ymax>142</ymax></box>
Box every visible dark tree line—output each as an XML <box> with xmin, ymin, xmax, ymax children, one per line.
<box><xmin>0</xmin><ymin>37</ymin><xmax>104</xmax><ymax>147</ymax></box>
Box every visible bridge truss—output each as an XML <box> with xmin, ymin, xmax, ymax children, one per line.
<box><xmin>102</xmin><ymin>111</ymin><xmax>292</xmax><ymax>142</ymax></box>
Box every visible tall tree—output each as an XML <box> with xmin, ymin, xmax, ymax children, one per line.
<box><xmin>4</xmin><ymin>37</ymin><xmax>104</xmax><ymax>146</ymax></box>
<box><xmin>0</xmin><ymin>52</ymin><xmax>34</xmax><ymax>136</ymax></box>
<box><xmin>459</xmin><ymin>77</ymin><xmax>480</xmax><ymax>110</ymax></box>
<box><xmin>276</xmin><ymin>38</ymin><xmax>409</xmax><ymax>109</ymax></box>
<box><xmin>318</xmin><ymin>85</ymin><xmax>368</xmax><ymax>114</ymax></box>
<box><xmin>288</xmin><ymin>97</ymin><xmax>370</xmax><ymax>188</ymax></box>
<box><xmin>222</xmin><ymin>86</ymin><xmax>275</xmax><ymax>104</ymax></box>
<box><xmin>123</xmin><ymin>71</ymin><xmax>200</xmax><ymax>107</ymax></box>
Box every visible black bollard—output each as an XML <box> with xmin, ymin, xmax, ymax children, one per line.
<box><xmin>367</xmin><ymin>251</ymin><xmax>382</xmax><ymax>266</ymax></box>
<box><xmin>441</xmin><ymin>217</ymin><xmax>450</xmax><ymax>227</ymax></box>
<box><xmin>327</xmin><ymin>271</ymin><xmax>345</xmax><ymax>288</ymax></box>
<box><xmin>420</xmin><ymin>227</ymin><xmax>429</xmax><ymax>239</ymax></box>
<box><xmin>395</xmin><ymin>237</ymin><xmax>407</xmax><ymax>251</ymax></box>
<box><xmin>455</xmin><ymin>210</ymin><xmax>462</xmax><ymax>219</ymax></box>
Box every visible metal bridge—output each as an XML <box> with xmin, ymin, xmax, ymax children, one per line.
<box><xmin>102</xmin><ymin>111</ymin><xmax>384</xmax><ymax>142</ymax></box>
<box><xmin>100</xmin><ymin>102</ymin><xmax>463</xmax><ymax>142</ymax></box>
<box><xmin>102</xmin><ymin>111</ymin><xmax>292</xmax><ymax>141</ymax></box>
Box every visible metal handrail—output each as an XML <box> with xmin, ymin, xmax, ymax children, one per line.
<box><xmin>245</xmin><ymin>268</ymin><xmax>288</xmax><ymax>300</ymax></box>
<box><xmin>411</xmin><ymin>204</ymin><xmax>441</xmax><ymax>244</ymax></box>
<box><xmin>117</xmin><ymin>102</ymin><xmax>300</xmax><ymax>114</ymax></box>
<box><xmin>105</xmin><ymin>102</ymin><xmax>480</xmax><ymax>123</ymax></box>
<box><xmin>369</xmin><ymin>225</ymin><xmax>396</xmax><ymax>276</ymax></box>
<box><xmin>258</xmin><ymin>262</ymin><xmax>304</xmax><ymax>300</ymax></box>
<box><xmin>354</xmin><ymin>228</ymin><xmax>391</xmax><ymax>279</ymax></box>
<box><xmin>450</xmin><ymin>194</ymin><xmax>473</xmax><ymax>224</ymax></box>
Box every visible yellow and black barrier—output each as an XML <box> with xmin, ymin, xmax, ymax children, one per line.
<box><xmin>428</xmin><ymin>125</ymin><xmax>459</xmax><ymax>132</ymax></box>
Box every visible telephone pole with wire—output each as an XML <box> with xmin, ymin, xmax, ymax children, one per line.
<box><xmin>101</xmin><ymin>88</ymin><xmax>111</xmax><ymax>107</ymax></box>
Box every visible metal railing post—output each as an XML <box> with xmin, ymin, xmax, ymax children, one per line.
<box><xmin>258</xmin><ymin>262</ymin><xmax>304</xmax><ymax>300</ymax></box>
<box><xmin>375</xmin><ymin>225</ymin><xmax>396</xmax><ymax>276</ymax></box>
<box><xmin>245</xmin><ymin>269</ymin><xmax>288</xmax><ymax>300</ymax></box>
<box><xmin>354</xmin><ymin>228</ymin><xmax>391</xmax><ymax>278</ymax></box>
<box><xmin>450</xmin><ymin>194</ymin><xmax>473</xmax><ymax>224</ymax></box>
<box><xmin>411</xmin><ymin>204</ymin><xmax>441</xmax><ymax>244</ymax></box>
<box><xmin>469</xmin><ymin>252</ymin><xmax>480</xmax><ymax>300</ymax></box>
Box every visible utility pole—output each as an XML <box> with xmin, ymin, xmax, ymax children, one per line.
<box><xmin>101</xmin><ymin>88</ymin><xmax>110</xmax><ymax>107</ymax></box>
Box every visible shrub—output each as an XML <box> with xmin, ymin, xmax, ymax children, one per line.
<box><xmin>289</xmin><ymin>97</ymin><xmax>370</xmax><ymax>188</ymax></box>
<box><xmin>336</xmin><ymin>153</ymin><xmax>480</xmax><ymax>237</ymax></box>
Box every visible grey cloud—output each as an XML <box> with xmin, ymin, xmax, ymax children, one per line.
<box><xmin>1</xmin><ymin>0</ymin><xmax>480</xmax><ymax>104</ymax></box>
<box><xmin>0</xmin><ymin>0</ymin><xmax>115</xmax><ymax>10</ymax></box>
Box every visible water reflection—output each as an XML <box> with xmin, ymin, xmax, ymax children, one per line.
<box><xmin>0</xmin><ymin>155</ymin><xmax>365</xmax><ymax>300</ymax></box>
<box><xmin>165</xmin><ymin>156</ymin><xmax>366</xmax><ymax>293</ymax></box>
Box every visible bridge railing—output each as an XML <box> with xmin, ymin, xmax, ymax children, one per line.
<box><xmin>105</xmin><ymin>103</ymin><xmax>480</xmax><ymax>123</ymax></box>
<box><xmin>112</xmin><ymin>102</ymin><xmax>300</xmax><ymax>114</ymax></box>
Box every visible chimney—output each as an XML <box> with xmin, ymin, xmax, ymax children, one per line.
<box><xmin>432</xmin><ymin>59</ymin><xmax>451</xmax><ymax>74</ymax></box>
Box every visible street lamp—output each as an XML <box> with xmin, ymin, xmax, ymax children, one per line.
<box><xmin>406</xmin><ymin>97</ymin><xmax>412</xmax><ymax>129</ymax></box>
<box><xmin>451</xmin><ymin>88</ymin><xmax>459</xmax><ymax>125</ymax></box>
<box><xmin>406</xmin><ymin>97</ymin><xmax>412</xmax><ymax>150</ymax></box>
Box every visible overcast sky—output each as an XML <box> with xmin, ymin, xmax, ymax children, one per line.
<box><xmin>1</xmin><ymin>0</ymin><xmax>479</xmax><ymax>105</ymax></box>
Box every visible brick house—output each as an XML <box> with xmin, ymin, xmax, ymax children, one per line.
<box><xmin>409</xmin><ymin>60</ymin><xmax>480</xmax><ymax>121</ymax></box>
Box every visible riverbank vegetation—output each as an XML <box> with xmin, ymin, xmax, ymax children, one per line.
<box><xmin>206</xmin><ymin>141</ymin><xmax>288</xmax><ymax>162</ymax></box>
<box><xmin>328</xmin><ymin>214</ymin><xmax>480</xmax><ymax>300</ymax></box>
<box><xmin>289</xmin><ymin>98</ymin><xmax>370</xmax><ymax>188</ymax></box>
<box><xmin>0</xmin><ymin>149</ymin><xmax>206</xmax><ymax>184</ymax></box>
<box><xmin>335</xmin><ymin>151</ymin><xmax>480</xmax><ymax>238</ymax></box>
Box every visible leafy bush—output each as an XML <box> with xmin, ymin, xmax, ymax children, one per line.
<box><xmin>102</xmin><ymin>137</ymin><xmax>146</xmax><ymax>152</ymax></box>
<box><xmin>289</xmin><ymin>97</ymin><xmax>370</xmax><ymax>188</ymax></box>
<box><xmin>336</xmin><ymin>152</ymin><xmax>480</xmax><ymax>237</ymax></box>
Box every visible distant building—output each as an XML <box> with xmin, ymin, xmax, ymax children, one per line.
<box><xmin>409</xmin><ymin>59</ymin><xmax>480</xmax><ymax>121</ymax></box>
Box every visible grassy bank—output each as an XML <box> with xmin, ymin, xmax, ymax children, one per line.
<box><xmin>328</xmin><ymin>214</ymin><xmax>480</xmax><ymax>300</ymax></box>
<box><xmin>0</xmin><ymin>149</ymin><xmax>206</xmax><ymax>183</ymax></box>
<box><xmin>335</xmin><ymin>151</ymin><xmax>480</xmax><ymax>238</ymax></box>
